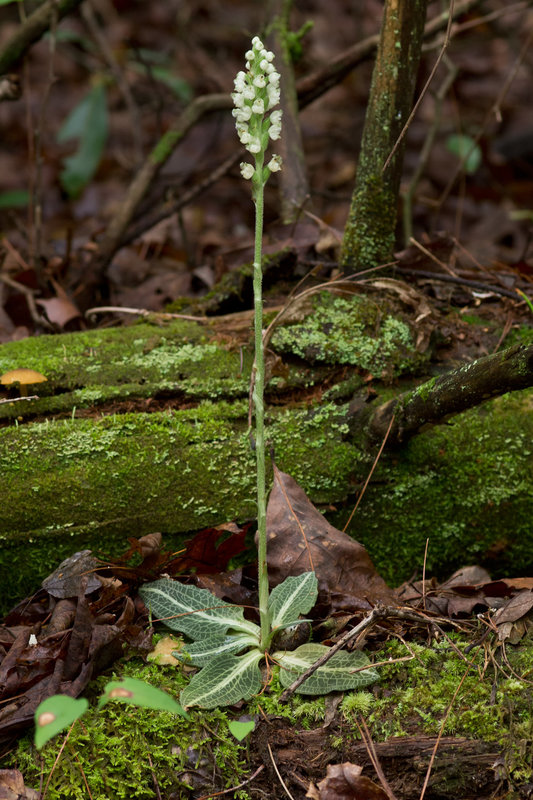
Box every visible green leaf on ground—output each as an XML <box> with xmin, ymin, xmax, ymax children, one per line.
<box><xmin>140</xmin><ymin>579</ymin><xmax>259</xmax><ymax>640</ymax></box>
<box><xmin>228</xmin><ymin>719</ymin><xmax>256</xmax><ymax>741</ymax></box>
<box><xmin>275</xmin><ymin>644</ymin><xmax>379</xmax><ymax>694</ymax></box>
<box><xmin>98</xmin><ymin>677</ymin><xmax>188</xmax><ymax>718</ymax></box>
<box><xmin>180</xmin><ymin>650</ymin><xmax>263</xmax><ymax>709</ymax></box>
<box><xmin>268</xmin><ymin>572</ymin><xmax>318</xmax><ymax>630</ymax></box>
<box><xmin>34</xmin><ymin>695</ymin><xmax>88</xmax><ymax>749</ymax></box>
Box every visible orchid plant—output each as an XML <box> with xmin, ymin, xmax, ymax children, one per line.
<box><xmin>34</xmin><ymin>40</ymin><xmax>377</xmax><ymax>742</ymax></box>
<box><xmin>137</xmin><ymin>38</ymin><xmax>377</xmax><ymax>708</ymax></box>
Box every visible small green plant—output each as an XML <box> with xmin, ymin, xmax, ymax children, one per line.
<box><xmin>34</xmin><ymin>676</ymin><xmax>187</xmax><ymax>750</ymax></box>
<box><xmin>138</xmin><ymin>37</ymin><xmax>378</xmax><ymax>709</ymax></box>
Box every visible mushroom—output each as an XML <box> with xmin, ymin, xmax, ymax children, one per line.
<box><xmin>0</xmin><ymin>368</ymin><xmax>47</xmax><ymax>397</ymax></box>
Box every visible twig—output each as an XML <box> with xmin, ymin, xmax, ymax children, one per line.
<box><xmin>279</xmin><ymin>606</ymin><xmax>384</xmax><ymax>701</ymax></box>
<box><xmin>0</xmin><ymin>269</ymin><xmax>54</xmax><ymax>330</ymax></box>
<box><xmin>383</xmin><ymin>0</ymin><xmax>455</xmax><ymax>175</ymax></box>
<box><xmin>342</xmin><ymin>413</ymin><xmax>395</xmax><ymax>532</ymax></box>
<box><xmin>422</xmin><ymin>538</ymin><xmax>429</xmax><ymax>612</ymax></box>
<box><xmin>0</xmin><ymin>0</ymin><xmax>85</xmax><ymax>74</ymax></box>
<box><xmin>267</xmin><ymin>0</ymin><xmax>310</xmax><ymax>222</ymax></box>
<box><xmin>295</xmin><ymin>0</ymin><xmax>483</xmax><ymax>108</ymax></box>
<box><xmin>267</xmin><ymin>741</ymin><xmax>296</xmax><ymax>800</ymax></box>
<box><xmin>0</xmin><ymin>395</ymin><xmax>40</xmax><ymax>405</ymax></box>
<box><xmin>419</xmin><ymin>651</ymin><xmax>478</xmax><ymax>800</ymax></box>
<box><xmin>147</xmin><ymin>754</ymin><xmax>162</xmax><ymax>800</ymax></box>
<box><xmin>193</xmin><ymin>764</ymin><xmax>264</xmax><ymax>800</ymax></box>
<box><xmin>120</xmin><ymin>151</ymin><xmax>242</xmax><ymax>248</ymax></box>
<box><xmin>72</xmin><ymin>748</ymin><xmax>94</xmax><ymax>799</ymax></box>
<box><xmin>355</xmin><ymin>717</ymin><xmax>398</xmax><ymax>800</ymax></box>
<box><xmin>32</xmin><ymin>0</ymin><xmax>58</xmax><ymax>274</ymax></box>
<box><xmin>84</xmin><ymin>305</ymin><xmax>208</xmax><ymax>322</ymax></box>
<box><xmin>41</xmin><ymin>720</ymin><xmax>77</xmax><ymax>800</ymax></box>
<box><xmin>403</xmin><ymin>55</ymin><xmax>459</xmax><ymax>244</ymax></box>
<box><xmin>85</xmin><ymin>92</ymin><xmax>232</xmax><ymax>282</ymax></box>
<box><xmin>396</xmin><ymin>266</ymin><xmax>522</xmax><ymax>301</ymax></box>
<box><xmin>81</xmin><ymin>0</ymin><xmax>143</xmax><ymax>165</ymax></box>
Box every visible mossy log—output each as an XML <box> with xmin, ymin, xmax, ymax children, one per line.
<box><xmin>0</xmin><ymin>291</ymin><xmax>532</xmax><ymax>611</ymax></box>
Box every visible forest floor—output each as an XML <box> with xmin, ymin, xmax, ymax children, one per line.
<box><xmin>0</xmin><ymin>1</ymin><xmax>533</xmax><ymax>798</ymax></box>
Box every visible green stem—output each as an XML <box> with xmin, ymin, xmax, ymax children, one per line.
<box><xmin>252</xmin><ymin>157</ymin><xmax>270</xmax><ymax>649</ymax></box>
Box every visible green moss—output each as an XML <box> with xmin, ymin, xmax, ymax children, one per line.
<box><xmin>0</xmin><ymin>399</ymin><xmax>361</xmax><ymax>611</ymax></box>
<box><xmin>0</xmin><ymin>319</ymin><xmax>254</xmax><ymax>420</ymax></box>
<box><xmin>340</xmin><ymin>635</ymin><xmax>533</xmax><ymax>781</ymax></box>
<box><xmin>271</xmin><ymin>291</ymin><xmax>427</xmax><ymax>377</ymax></box>
<box><xmin>336</xmin><ymin>390</ymin><xmax>533</xmax><ymax>585</ymax></box>
<box><xmin>8</xmin><ymin>659</ymin><xmax>251</xmax><ymax>800</ymax></box>
<box><xmin>7</xmin><ymin>632</ymin><xmax>532</xmax><ymax>797</ymax></box>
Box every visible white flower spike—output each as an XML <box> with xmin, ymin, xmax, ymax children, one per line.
<box><xmin>232</xmin><ymin>36</ymin><xmax>282</xmax><ymax>182</ymax></box>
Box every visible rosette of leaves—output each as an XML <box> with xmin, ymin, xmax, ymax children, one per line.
<box><xmin>139</xmin><ymin>574</ymin><xmax>378</xmax><ymax>709</ymax></box>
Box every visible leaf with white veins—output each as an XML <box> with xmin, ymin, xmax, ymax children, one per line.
<box><xmin>275</xmin><ymin>643</ymin><xmax>379</xmax><ymax>694</ymax></box>
<box><xmin>175</xmin><ymin>632</ymin><xmax>260</xmax><ymax>667</ymax></box>
<box><xmin>268</xmin><ymin>572</ymin><xmax>318</xmax><ymax>630</ymax></box>
<box><xmin>139</xmin><ymin>579</ymin><xmax>258</xmax><ymax>640</ymax></box>
<box><xmin>180</xmin><ymin>650</ymin><xmax>263</xmax><ymax>708</ymax></box>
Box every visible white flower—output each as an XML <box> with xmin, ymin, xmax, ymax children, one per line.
<box><xmin>240</xmin><ymin>162</ymin><xmax>255</xmax><ymax>180</ymax></box>
<box><xmin>236</xmin><ymin>105</ymin><xmax>252</xmax><ymax>121</ymax></box>
<box><xmin>233</xmin><ymin>36</ymin><xmax>282</xmax><ymax>162</ymax></box>
<box><xmin>267</xmin><ymin>154</ymin><xmax>282</xmax><ymax>172</ymax></box>
<box><xmin>267</xmin><ymin>86</ymin><xmax>280</xmax><ymax>108</ymax></box>
<box><xmin>251</xmin><ymin>98</ymin><xmax>265</xmax><ymax>115</ymax></box>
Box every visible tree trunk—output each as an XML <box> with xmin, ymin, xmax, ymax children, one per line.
<box><xmin>341</xmin><ymin>0</ymin><xmax>429</xmax><ymax>270</ymax></box>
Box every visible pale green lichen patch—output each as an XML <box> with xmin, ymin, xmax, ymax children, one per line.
<box><xmin>270</xmin><ymin>291</ymin><xmax>428</xmax><ymax>377</ymax></box>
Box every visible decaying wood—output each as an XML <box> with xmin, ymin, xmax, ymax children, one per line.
<box><xmin>356</xmin><ymin>342</ymin><xmax>533</xmax><ymax>445</ymax></box>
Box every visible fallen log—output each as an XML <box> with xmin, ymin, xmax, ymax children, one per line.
<box><xmin>0</xmin><ymin>291</ymin><xmax>532</xmax><ymax>611</ymax></box>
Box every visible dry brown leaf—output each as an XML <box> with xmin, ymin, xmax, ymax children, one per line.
<box><xmin>308</xmin><ymin>762</ymin><xmax>389</xmax><ymax>800</ymax></box>
<box><xmin>0</xmin><ymin>769</ymin><xmax>39</xmax><ymax>800</ymax></box>
<box><xmin>266</xmin><ymin>466</ymin><xmax>396</xmax><ymax>607</ymax></box>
